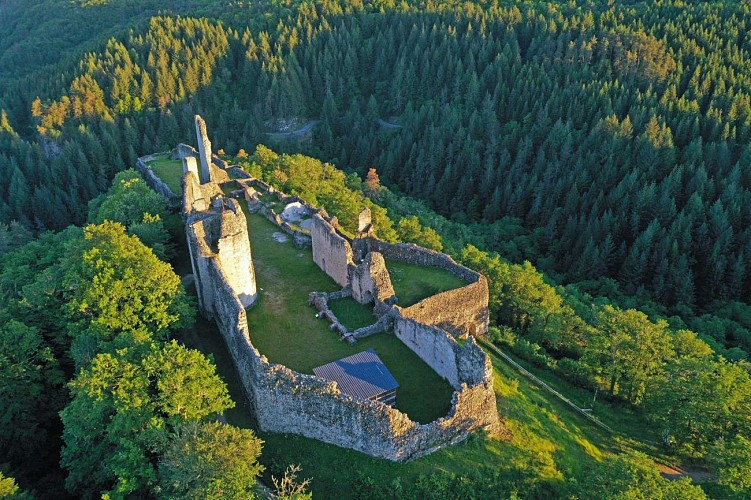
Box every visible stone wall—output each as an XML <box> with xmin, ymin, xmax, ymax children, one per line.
<box><xmin>135</xmin><ymin>154</ymin><xmax>181</xmax><ymax>209</ymax></box>
<box><xmin>184</xmin><ymin>171</ymin><xmax>256</xmax><ymax>313</ymax></box>
<box><xmin>364</xmin><ymin>239</ymin><xmax>489</xmax><ymax>336</ymax></box>
<box><xmin>183</xmin><ymin>177</ymin><xmax>502</xmax><ymax>462</ymax></box>
<box><xmin>311</xmin><ymin>213</ymin><xmax>354</xmax><ymax>287</ymax></box>
<box><xmin>348</xmin><ymin>252</ymin><xmax>395</xmax><ymax>306</ymax></box>
<box><xmin>194</xmin><ymin>115</ymin><xmax>213</xmax><ymax>184</ymax></box>
<box><xmin>365</xmin><ymin>239</ymin><xmax>480</xmax><ymax>283</ymax></box>
<box><xmin>176</xmin><ymin>132</ymin><xmax>503</xmax><ymax>461</ymax></box>
<box><xmin>400</xmin><ymin>278</ymin><xmax>489</xmax><ymax>337</ymax></box>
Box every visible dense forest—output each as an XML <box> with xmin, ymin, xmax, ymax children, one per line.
<box><xmin>4</xmin><ymin>0</ymin><xmax>751</xmax><ymax>355</ymax></box>
<box><xmin>1</xmin><ymin>0</ymin><xmax>751</xmax><ymax>497</ymax></box>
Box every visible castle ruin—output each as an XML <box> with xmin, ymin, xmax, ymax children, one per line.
<box><xmin>176</xmin><ymin>116</ymin><xmax>503</xmax><ymax>461</ymax></box>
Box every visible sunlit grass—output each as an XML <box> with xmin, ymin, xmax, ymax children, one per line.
<box><xmin>387</xmin><ymin>260</ymin><xmax>467</xmax><ymax>307</ymax></box>
<box><xmin>147</xmin><ymin>155</ymin><xmax>183</xmax><ymax>194</ymax></box>
<box><xmin>327</xmin><ymin>296</ymin><xmax>375</xmax><ymax>330</ymax></box>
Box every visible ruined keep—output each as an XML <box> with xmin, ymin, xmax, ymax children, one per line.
<box><xmin>179</xmin><ymin>116</ymin><xmax>503</xmax><ymax>461</ymax></box>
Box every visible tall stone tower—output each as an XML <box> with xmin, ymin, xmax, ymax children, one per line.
<box><xmin>194</xmin><ymin>115</ymin><xmax>213</xmax><ymax>184</ymax></box>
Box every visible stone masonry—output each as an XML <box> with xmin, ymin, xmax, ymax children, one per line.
<box><xmin>194</xmin><ymin>115</ymin><xmax>213</xmax><ymax>184</ymax></box>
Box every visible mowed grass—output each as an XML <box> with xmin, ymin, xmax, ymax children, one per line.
<box><xmin>387</xmin><ymin>260</ymin><xmax>468</xmax><ymax>307</ymax></box>
<box><xmin>239</xmin><ymin>200</ymin><xmax>453</xmax><ymax>423</ymax></box>
<box><xmin>147</xmin><ymin>155</ymin><xmax>183</xmax><ymax>194</ymax></box>
<box><xmin>328</xmin><ymin>296</ymin><xmax>376</xmax><ymax>330</ymax></box>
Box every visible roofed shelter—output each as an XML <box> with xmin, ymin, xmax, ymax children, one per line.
<box><xmin>313</xmin><ymin>349</ymin><xmax>399</xmax><ymax>406</ymax></box>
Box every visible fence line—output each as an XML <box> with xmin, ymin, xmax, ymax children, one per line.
<box><xmin>477</xmin><ymin>338</ymin><xmax>614</xmax><ymax>433</ymax></box>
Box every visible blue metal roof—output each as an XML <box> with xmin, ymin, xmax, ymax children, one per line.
<box><xmin>313</xmin><ymin>349</ymin><xmax>399</xmax><ymax>401</ymax></box>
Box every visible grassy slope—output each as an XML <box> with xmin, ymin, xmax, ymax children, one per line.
<box><xmin>387</xmin><ymin>261</ymin><xmax>467</xmax><ymax>307</ymax></box>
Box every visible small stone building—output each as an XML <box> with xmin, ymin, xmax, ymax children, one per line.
<box><xmin>313</xmin><ymin>349</ymin><xmax>399</xmax><ymax>406</ymax></box>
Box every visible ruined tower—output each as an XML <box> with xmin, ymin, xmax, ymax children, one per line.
<box><xmin>194</xmin><ymin>115</ymin><xmax>213</xmax><ymax>184</ymax></box>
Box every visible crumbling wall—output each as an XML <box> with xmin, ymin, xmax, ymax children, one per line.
<box><xmin>348</xmin><ymin>252</ymin><xmax>395</xmax><ymax>306</ymax></box>
<box><xmin>392</xmin><ymin>312</ymin><xmax>492</xmax><ymax>390</ymax></box>
<box><xmin>401</xmin><ymin>277</ymin><xmax>489</xmax><ymax>337</ymax></box>
<box><xmin>179</xmin><ymin>150</ymin><xmax>502</xmax><ymax>461</ymax></box>
<box><xmin>364</xmin><ymin>239</ymin><xmax>489</xmax><ymax>336</ymax></box>
<box><xmin>194</xmin><ymin>115</ymin><xmax>213</xmax><ymax>184</ymax></box>
<box><xmin>311</xmin><ymin>213</ymin><xmax>354</xmax><ymax>287</ymax></box>
<box><xmin>365</xmin><ymin>239</ymin><xmax>479</xmax><ymax>282</ymax></box>
<box><xmin>135</xmin><ymin>154</ymin><xmax>181</xmax><ymax>208</ymax></box>
<box><xmin>184</xmin><ymin>172</ymin><xmax>256</xmax><ymax>312</ymax></box>
<box><xmin>191</xmin><ymin>246</ymin><xmax>501</xmax><ymax>461</ymax></box>
<box><xmin>393</xmin><ymin>315</ymin><xmax>461</xmax><ymax>388</ymax></box>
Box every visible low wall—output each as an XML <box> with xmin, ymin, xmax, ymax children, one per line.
<box><xmin>136</xmin><ymin>154</ymin><xmax>181</xmax><ymax>209</ymax></box>
<box><xmin>365</xmin><ymin>239</ymin><xmax>480</xmax><ymax>283</ymax></box>
<box><xmin>401</xmin><ymin>278</ymin><xmax>489</xmax><ymax>337</ymax></box>
<box><xmin>365</xmin><ymin>239</ymin><xmax>489</xmax><ymax>336</ymax></box>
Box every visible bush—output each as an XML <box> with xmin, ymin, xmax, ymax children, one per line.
<box><xmin>512</xmin><ymin>338</ymin><xmax>553</xmax><ymax>368</ymax></box>
<box><xmin>556</xmin><ymin>357</ymin><xmax>597</xmax><ymax>390</ymax></box>
<box><xmin>488</xmin><ymin>325</ymin><xmax>517</xmax><ymax>346</ymax></box>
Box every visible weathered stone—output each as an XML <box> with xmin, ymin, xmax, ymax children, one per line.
<box><xmin>358</xmin><ymin>207</ymin><xmax>372</xmax><ymax>233</ymax></box>
<box><xmin>194</xmin><ymin>115</ymin><xmax>212</xmax><ymax>184</ymax></box>
<box><xmin>349</xmin><ymin>251</ymin><xmax>395</xmax><ymax>306</ymax></box>
<box><xmin>311</xmin><ymin>212</ymin><xmax>354</xmax><ymax>287</ymax></box>
<box><xmin>135</xmin><ymin>154</ymin><xmax>181</xmax><ymax>209</ymax></box>
<box><xmin>182</xmin><ymin>156</ymin><xmax>199</xmax><ymax>177</ymax></box>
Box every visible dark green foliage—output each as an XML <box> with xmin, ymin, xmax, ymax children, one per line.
<box><xmin>568</xmin><ymin>451</ymin><xmax>706</xmax><ymax>499</ymax></box>
<box><xmin>60</xmin><ymin>341</ymin><xmax>234</xmax><ymax>498</ymax></box>
<box><xmin>89</xmin><ymin>168</ymin><xmax>172</xmax><ymax>258</ymax></box>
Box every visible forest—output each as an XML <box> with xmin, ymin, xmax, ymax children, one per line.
<box><xmin>1</xmin><ymin>0</ymin><xmax>751</xmax><ymax>498</ymax></box>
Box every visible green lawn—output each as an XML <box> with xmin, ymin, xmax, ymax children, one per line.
<box><xmin>387</xmin><ymin>261</ymin><xmax>468</xmax><ymax>307</ymax></box>
<box><xmin>327</xmin><ymin>296</ymin><xmax>376</xmax><ymax>330</ymax></box>
<box><xmin>147</xmin><ymin>155</ymin><xmax>183</xmax><ymax>194</ymax></box>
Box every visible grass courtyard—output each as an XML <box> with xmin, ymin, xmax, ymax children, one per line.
<box><xmin>237</xmin><ymin>198</ymin><xmax>454</xmax><ymax>424</ymax></box>
<box><xmin>387</xmin><ymin>260</ymin><xmax>467</xmax><ymax>307</ymax></box>
<box><xmin>146</xmin><ymin>154</ymin><xmax>183</xmax><ymax>194</ymax></box>
<box><xmin>327</xmin><ymin>296</ymin><xmax>376</xmax><ymax>330</ymax></box>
